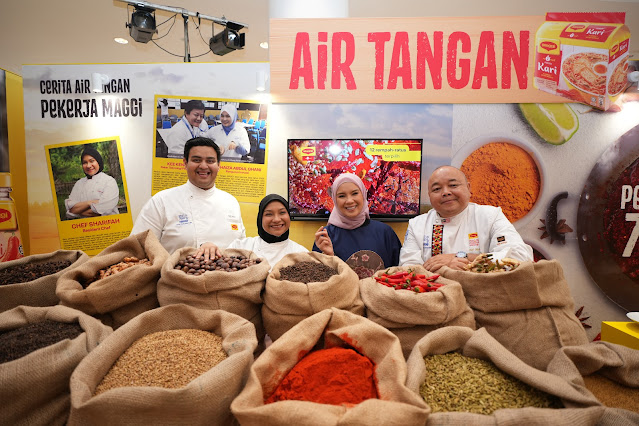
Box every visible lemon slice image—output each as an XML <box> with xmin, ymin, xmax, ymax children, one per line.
<box><xmin>519</xmin><ymin>103</ymin><xmax>579</xmax><ymax>145</ymax></box>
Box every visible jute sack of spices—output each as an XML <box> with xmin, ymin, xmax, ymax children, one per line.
<box><xmin>0</xmin><ymin>249</ymin><xmax>89</xmax><ymax>313</ymax></box>
<box><xmin>546</xmin><ymin>341</ymin><xmax>639</xmax><ymax>423</ymax></box>
<box><xmin>405</xmin><ymin>326</ymin><xmax>606</xmax><ymax>425</ymax></box>
<box><xmin>231</xmin><ymin>307</ymin><xmax>429</xmax><ymax>425</ymax></box>
<box><xmin>56</xmin><ymin>230</ymin><xmax>168</xmax><ymax>329</ymax></box>
<box><xmin>439</xmin><ymin>260</ymin><xmax>588</xmax><ymax>370</ymax></box>
<box><xmin>68</xmin><ymin>304</ymin><xmax>257</xmax><ymax>426</ymax></box>
<box><xmin>360</xmin><ymin>265</ymin><xmax>475</xmax><ymax>358</ymax></box>
<box><xmin>0</xmin><ymin>305</ymin><xmax>112</xmax><ymax>426</ymax></box>
<box><xmin>262</xmin><ymin>252</ymin><xmax>365</xmax><ymax>342</ymax></box>
<box><xmin>157</xmin><ymin>247</ymin><xmax>269</xmax><ymax>349</ymax></box>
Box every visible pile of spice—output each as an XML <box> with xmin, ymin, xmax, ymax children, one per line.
<box><xmin>0</xmin><ymin>320</ymin><xmax>84</xmax><ymax>364</ymax></box>
<box><xmin>464</xmin><ymin>253</ymin><xmax>520</xmax><ymax>273</ymax></box>
<box><xmin>174</xmin><ymin>254</ymin><xmax>262</xmax><ymax>275</ymax></box>
<box><xmin>0</xmin><ymin>260</ymin><xmax>72</xmax><ymax>286</ymax></box>
<box><xmin>265</xmin><ymin>347</ymin><xmax>378</xmax><ymax>405</ymax></box>
<box><xmin>84</xmin><ymin>257</ymin><xmax>151</xmax><ymax>288</ymax></box>
<box><xmin>460</xmin><ymin>142</ymin><xmax>541</xmax><ymax>222</ymax></box>
<box><xmin>583</xmin><ymin>373</ymin><xmax>639</xmax><ymax>412</ymax></box>
<box><xmin>375</xmin><ymin>270</ymin><xmax>442</xmax><ymax>292</ymax></box>
<box><xmin>95</xmin><ymin>329</ymin><xmax>227</xmax><ymax>395</ymax></box>
<box><xmin>419</xmin><ymin>352</ymin><xmax>562</xmax><ymax>414</ymax></box>
<box><xmin>278</xmin><ymin>261</ymin><xmax>338</xmax><ymax>283</ymax></box>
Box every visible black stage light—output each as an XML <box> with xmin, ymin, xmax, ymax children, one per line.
<box><xmin>209</xmin><ymin>26</ymin><xmax>245</xmax><ymax>56</ymax></box>
<box><xmin>127</xmin><ymin>6</ymin><xmax>157</xmax><ymax>43</ymax></box>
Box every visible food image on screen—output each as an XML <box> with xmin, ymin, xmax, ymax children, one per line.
<box><xmin>562</xmin><ymin>52</ymin><xmax>608</xmax><ymax>95</ymax></box>
<box><xmin>288</xmin><ymin>139</ymin><xmax>422</xmax><ymax>218</ymax></box>
<box><xmin>608</xmin><ymin>59</ymin><xmax>628</xmax><ymax>96</ymax></box>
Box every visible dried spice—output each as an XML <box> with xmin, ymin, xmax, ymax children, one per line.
<box><xmin>279</xmin><ymin>261</ymin><xmax>338</xmax><ymax>283</ymax></box>
<box><xmin>265</xmin><ymin>347</ymin><xmax>378</xmax><ymax>405</ymax></box>
<box><xmin>538</xmin><ymin>192</ymin><xmax>573</xmax><ymax>244</ymax></box>
<box><xmin>0</xmin><ymin>320</ymin><xmax>83</xmax><ymax>364</ymax></box>
<box><xmin>95</xmin><ymin>329</ymin><xmax>227</xmax><ymax>395</ymax></box>
<box><xmin>0</xmin><ymin>260</ymin><xmax>72</xmax><ymax>286</ymax></box>
<box><xmin>84</xmin><ymin>257</ymin><xmax>151</xmax><ymax>288</ymax></box>
<box><xmin>464</xmin><ymin>253</ymin><xmax>520</xmax><ymax>273</ymax></box>
<box><xmin>173</xmin><ymin>254</ymin><xmax>262</xmax><ymax>275</ymax></box>
<box><xmin>375</xmin><ymin>269</ymin><xmax>442</xmax><ymax>292</ymax></box>
<box><xmin>419</xmin><ymin>352</ymin><xmax>562</xmax><ymax>414</ymax></box>
<box><xmin>583</xmin><ymin>373</ymin><xmax>639</xmax><ymax>412</ymax></box>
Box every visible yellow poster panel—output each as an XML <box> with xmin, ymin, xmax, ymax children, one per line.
<box><xmin>152</xmin><ymin>95</ymin><xmax>268</xmax><ymax>203</ymax></box>
<box><xmin>269</xmin><ymin>16</ymin><xmax>567</xmax><ymax>104</ymax></box>
<box><xmin>44</xmin><ymin>137</ymin><xmax>133</xmax><ymax>256</ymax></box>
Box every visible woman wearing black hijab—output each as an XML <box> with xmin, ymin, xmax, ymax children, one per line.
<box><xmin>64</xmin><ymin>146</ymin><xmax>120</xmax><ymax>219</ymax></box>
<box><xmin>228</xmin><ymin>194</ymin><xmax>307</xmax><ymax>270</ymax></box>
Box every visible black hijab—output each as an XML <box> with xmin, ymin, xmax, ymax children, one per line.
<box><xmin>257</xmin><ymin>194</ymin><xmax>290</xmax><ymax>244</ymax></box>
<box><xmin>81</xmin><ymin>146</ymin><xmax>104</xmax><ymax>179</ymax></box>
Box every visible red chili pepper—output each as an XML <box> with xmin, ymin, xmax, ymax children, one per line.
<box><xmin>0</xmin><ymin>235</ymin><xmax>21</xmax><ymax>262</ymax></box>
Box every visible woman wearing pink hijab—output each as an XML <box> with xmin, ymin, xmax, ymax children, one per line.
<box><xmin>313</xmin><ymin>173</ymin><xmax>401</xmax><ymax>268</ymax></box>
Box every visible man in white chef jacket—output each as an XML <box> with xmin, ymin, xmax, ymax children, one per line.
<box><xmin>131</xmin><ymin>137</ymin><xmax>245</xmax><ymax>259</ymax></box>
<box><xmin>399</xmin><ymin>166</ymin><xmax>533</xmax><ymax>270</ymax></box>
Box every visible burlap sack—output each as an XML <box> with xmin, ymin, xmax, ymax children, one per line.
<box><xmin>0</xmin><ymin>249</ymin><xmax>88</xmax><ymax>313</ymax></box>
<box><xmin>68</xmin><ymin>304</ymin><xmax>257</xmax><ymax>426</ymax></box>
<box><xmin>0</xmin><ymin>305</ymin><xmax>112</xmax><ymax>426</ymax></box>
<box><xmin>439</xmin><ymin>260</ymin><xmax>588</xmax><ymax>370</ymax></box>
<box><xmin>56</xmin><ymin>230</ymin><xmax>168</xmax><ymax>329</ymax></box>
<box><xmin>262</xmin><ymin>252</ymin><xmax>365</xmax><ymax>342</ymax></box>
<box><xmin>157</xmin><ymin>247</ymin><xmax>269</xmax><ymax>350</ymax></box>
<box><xmin>405</xmin><ymin>326</ymin><xmax>606</xmax><ymax>425</ymax></box>
<box><xmin>231</xmin><ymin>307</ymin><xmax>429</xmax><ymax>425</ymax></box>
<box><xmin>360</xmin><ymin>265</ymin><xmax>475</xmax><ymax>358</ymax></box>
<box><xmin>546</xmin><ymin>341</ymin><xmax>639</xmax><ymax>423</ymax></box>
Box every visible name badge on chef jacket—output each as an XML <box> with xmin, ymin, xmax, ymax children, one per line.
<box><xmin>422</xmin><ymin>235</ymin><xmax>431</xmax><ymax>249</ymax></box>
<box><xmin>226</xmin><ymin>212</ymin><xmax>241</xmax><ymax>231</ymax></box>
<box><xmin>177</xmin><ymin>214</ymin><xmax>192</xmax><ymax>226</ymax></box>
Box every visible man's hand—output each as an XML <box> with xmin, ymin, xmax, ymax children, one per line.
<box><xmin>314</xmin><ymin>226</ymin><xmax>334</xmax><ymax>256</ymax></box>
<box><xmin>195</xmin><ymin>242</ymin><xmax>222</xmax><ymax>261</ymax></box>
<box><xmin>423</xmin><ymin>253</ymin><xmax>470</xmax><ymax>272</ymax></box>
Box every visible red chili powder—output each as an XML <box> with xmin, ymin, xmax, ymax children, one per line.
<box><xmin>603</xmin><ymin>156</ymin><xmax>639</xmax><ymax>279</ymax></box>
<box><xmin>264</xmin><ymin>347</ymin><xmax>379</xmax><ymax>405</ymax></box>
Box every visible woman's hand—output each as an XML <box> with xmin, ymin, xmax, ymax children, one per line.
<box><xmin>195</xmin><ymin>242</ymin><xmax>221</xmax><ymax>261</ymax></box>
<box><xmin>228</xmin><ymin>141</ymin><xmax>237</xmax><ymax>151</ymax></box>
<box><xmin>314</xmin><ymin>226</ymin><xmax>334</xmax><ymax>256</ymax></box>
<box><xmin>423</xmin><ymin>253</ymin><xmax>469</xmax><ymax>272</ymax></box>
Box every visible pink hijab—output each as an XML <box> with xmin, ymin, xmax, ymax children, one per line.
<box><xmin>327</xmin><ymin>173</ymin><xmax>370</xmax><ymax>230</ymax></box>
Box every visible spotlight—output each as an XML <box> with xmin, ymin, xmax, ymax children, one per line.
<box><xmin>209</xmin><ymin>25</ymin><xmax>245</xmax><ymax>56</ymax></box>
<box><xmin>91</xmin><ymin>73</ymin><xmax>109</xmax><ymax>93</ymax></box>
<box><xmin>127</xmin><ymin>6</ymin><xmax>157</xmax><ymax>43</ymax></box>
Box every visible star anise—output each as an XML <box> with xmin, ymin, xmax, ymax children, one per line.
<box><xmin>538</xmin><ymin>218</ymin><xmax>573</xmax><ymax>244</ymax></box>
<box><xmin>575</xmin><ymin>306</ymin><xmax>592</xmax><ymax>329</ymax></box>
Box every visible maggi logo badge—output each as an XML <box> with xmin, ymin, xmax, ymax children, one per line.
<box><xmin>540</xmin><ymin>41</ymin><xmax>557</xmax><ymax>51</ymax></box>
<box><xmin>570</xmin><ymin>24</ymin><xmax>586</xmax><ymax>30</ymax></box>
<box><xmin>611</xmin><ymin>44</ymin><xmax>618</xmax><ymax>54</ymax></box>
<box><xmin>301</xmin><ymin>148</ymin><xmax>315</xmax><ymax>155</ymax></box>
<box><xmin>0</xmin><ymin>209</ymin><xmax>11</xmax><ymax>223</ymax></box>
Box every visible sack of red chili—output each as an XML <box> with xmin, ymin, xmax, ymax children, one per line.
<box><xmin>0</xmin><ymin>249</ymin><xmax>89</xmax><ymax>313</ymax></box>
<box><xmin>56</xmin><ymin>230</ymin><xmax>168</xmax><ymax>329</ymax></box>
<box><xmin>0</xmin><ymin>305</ymin><xmax>112</xmax><ymax>426</ymax></box>
<box><xmin>157</xmin><ymin>247</ymin><xmax>269</xmax><ymax>352</ymax></box>
<box><xmin>262</xmin><ymin>252</ymin><xmax>365</xmax><ymax>342</ymax></box>
<box><xmin>405</xmin><ymin>326</ymin><xmax>605</xmax><ymax>424</ymax></box>
<box><xmin>547</xmin><ymin>341</ymin><xmax>639</xmax><ymax>422</ymax></box>
<box><xmin>361</xmin><ymin>266</ymin><xmax>475</xmax><ymax>359</ymax></box>
<box><xmin>231</xmin><ymin>308</ymin><xmax>429</xmax><ymax>425</ymax></box>
<box><xmin>68</xmin><ymin>304</ymin><xmax>257</xmax><ymax>425</ymax></box>
<box><xmin>439</xmin><ymin>260</ymin><xmax>588</xmax><ymax>370</ymax></box>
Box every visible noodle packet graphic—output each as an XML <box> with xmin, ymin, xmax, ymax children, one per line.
<box><xmin>534</xmin><ymin>12</ymin><xmax>630</xmax><ymax>111</ymax></box>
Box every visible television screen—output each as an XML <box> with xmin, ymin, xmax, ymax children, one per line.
<box><xmin>288</xmin><ymin>139</ymin><xmax>423</xmax><ymax>220</ymax></box>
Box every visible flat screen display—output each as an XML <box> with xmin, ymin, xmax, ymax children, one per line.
<box><xmin>287</xmin><ymin>139</ymin><xmax>423</xmax><ymax>220</ymax></box>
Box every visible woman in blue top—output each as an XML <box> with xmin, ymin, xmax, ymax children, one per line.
<box><xmin>312</xmin><ymin>173</ymin><xmax>401</xmax><ymax>268</ymax></box>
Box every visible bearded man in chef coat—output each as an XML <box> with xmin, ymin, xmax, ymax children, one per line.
<box><xmin>399</xmin><ymin>166</ymin><xmax>533</xmax><ymax>271</ymax></box>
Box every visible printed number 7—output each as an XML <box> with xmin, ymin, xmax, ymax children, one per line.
<box><xmin>622</xmin><ymin>213</ymin><xmax>639</xmax><ymax>257</ymax></box>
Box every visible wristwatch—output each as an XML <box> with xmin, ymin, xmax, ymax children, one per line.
<box><xmin>456</xmin><ymin>251</ymin><xmax>468</xmax><ymax>259</ymax></box>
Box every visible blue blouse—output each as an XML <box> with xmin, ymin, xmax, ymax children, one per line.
<box><xmin>312</xmin><ymin>219</ymin><xmax>402</xmax><ymax>268</ymax></box>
